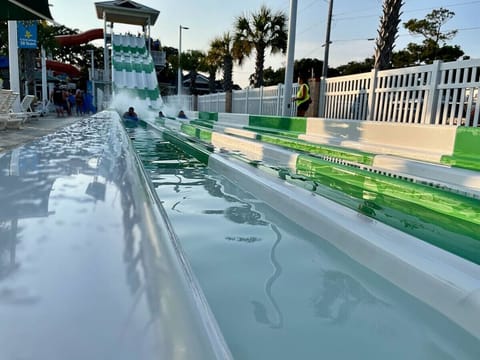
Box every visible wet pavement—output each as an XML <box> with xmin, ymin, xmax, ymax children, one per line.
<box><xmin>0</xmin><ymin>114</ymin><xmax>83</xmax><ymax>152</ymax></box>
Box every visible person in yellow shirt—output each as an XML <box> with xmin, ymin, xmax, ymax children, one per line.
<box><xmin>292</xmin><ymin>75</ymin><xmax>311</xmax><ymax>117</ymax></box>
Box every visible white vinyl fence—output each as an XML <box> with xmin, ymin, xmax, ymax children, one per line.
<box><xmin>325</xmin><ymin>59</ymin><xmax>480</xmax><ymax>127</ymax></box>
<box><xmin>175</xmin><ymin>59</ymin><xmax>480</xmax><ymax>127</ymax></box>
<box><xmin>196</xmin><ymin>92</ymin><xmax>226</xmax><ymax>113</ymax></box>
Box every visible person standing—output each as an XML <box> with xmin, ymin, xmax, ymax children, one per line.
<box><xmin>75</xmin><ymin>89</ymin><xmax>84</xmax><ymax>116</ymax></box>
<box><xmin>50</xmin><ymin>83</ymin><xmax>65</xmax><ymax>117</ymax></box>
<box><xmin>292</xmin><ymin>75</ymin><xmax>311</xmax><ymax>117</ymax></box>
<box><xmin>67</xmin><ymin>91</ymin><xmax>75</xmax><ymax>116</ymax></box>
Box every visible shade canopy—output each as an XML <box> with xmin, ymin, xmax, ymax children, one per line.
<box><xmin>95</xmin><ymin>0</ymin><xmax>159</xmax><ymax>27</ymax></box>
<box><xmin>1</xmin><ymin>0</ymin><xmax>54</xmax><ymax>21</ymax></box>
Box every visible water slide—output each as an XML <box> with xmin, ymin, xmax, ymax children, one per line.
<box><xmin>45</xmin><ymin>29</ymin><xmax>104</xmax><ymax>78</ymax></box>
<box><xmin>111</xmin><ymin>33</ymin><xmax>162</xmax><ymax>111</ymax></box>
<box><xmin>46</xmin><ymin>59</ymin><xmax>82</xmax><ymax>77</ymax></box>
<box><xmin>55</xmin><ymin>28</ymin><xmax>103</xmax><ymax>46</ymax></box>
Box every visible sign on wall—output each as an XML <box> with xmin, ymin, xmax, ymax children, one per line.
<box><xmin>18</xmin><ymin>21</ymin><xmax>37</xmax><ymax>49</ymax></box>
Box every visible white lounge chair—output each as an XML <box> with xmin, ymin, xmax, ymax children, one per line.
<box><xmin>0</xmin><ymin>91</ymin><xmax>29</xmax><ymax>129</ymax></box>
<box><xmin>0</xmin><ymin>89</ymin><xmax>12</xmax><ymax>130</ymax></box>
<box><xmin>19</xmin><ymin>95</ymin><xmax>37</xmax><ymax>121</ymax></box>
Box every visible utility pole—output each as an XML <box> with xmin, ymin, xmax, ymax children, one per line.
<box><xmin>282</xmin><ymin>0</ymin><xmax>298</xmax><ymax>116</ymax></box>
<box><xmin>319</xmin><ymin>0</ymin><xmax>334</xmax><ymax>117</ymax></box>
<box><xmin>322</xmin><ymin>0</ymin><xmax>334</xmax><ymax>79</ymax></box>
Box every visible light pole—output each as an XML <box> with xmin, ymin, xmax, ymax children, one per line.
<box><xmin>87</xmin><ymin>49</ymin><xmax>95</xmax><ymax>110</ymax></box>
<box><xmin>177</xmin><ymin>25</ymin><xmax>189</xmax><ymax>97</ymax></box>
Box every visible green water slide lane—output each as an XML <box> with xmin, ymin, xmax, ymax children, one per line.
<box><xmin>296</xmin><ymin>154</ymin><xmax>480</xmax><ymax>264</ymax></box>
<box><xmin>441</xmin><ymin>127</ymin><xmax>480</xmax><ymax>171</ymax></box>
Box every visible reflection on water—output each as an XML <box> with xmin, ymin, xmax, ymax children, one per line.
<box><xmin>224</xmin><ymin>205</ymin><xmax>268</xmax><ymax>226</ymax></box>
<box><xmin>251</xmin><ymin>224</ymin><xmax>283</xmax><ymax>329</ymax></box>
<box><xmin>0</xmin><ymin>220</ymin><xmax>18</xmax><ymax>280</ymax></box>
<box><xmin>312</xmin><ymin>270</ymin><xmax>390</xmax><ymax>324</ymax></box>
<box><xmin>128</xmin><ymin>124</ymin><xmax>480</xmax><ymax>360</ymax></box>
<box><xmin>0</xmin><ymin>118</ymin><xmax>193</xmax><ymax>359</ymax></box>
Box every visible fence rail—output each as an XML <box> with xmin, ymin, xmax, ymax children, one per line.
<box><xmin>168</xmin><ymin>59</ymin><xmax>480</xmax><ymax>127</ymax></box>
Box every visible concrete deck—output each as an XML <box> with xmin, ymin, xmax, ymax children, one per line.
<box><xmin>0</xmin><ymin>115</ymin><xmax>83</xmax><ymax>153</ymax></box>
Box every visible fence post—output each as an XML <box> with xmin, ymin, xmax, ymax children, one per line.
<box><xmin>367</xmin><ymin>68</ymin><xmax>378</xmax><ymax>120</ymax></box>
<box><xmin>245</xmin><ymin>87</ymin><xmax>249</xmax><ymax>114</ymax></box>
<box><xmin>424</xmin><ymin>60</ymin><xmax>442</xmax><ymax>124</ymax></box>
<box><xmin>276</xmin><ymin>84</ymin><xmax>283</xmax><ymax>116</ymax></box>
<box><xmin>193</xmin><ymin>94</ymin><xmax>198</xmax><ymax>111</ymax></box>
<box><xmin>227</xmin><ymin>90</ymin><xmax>233</xmax><ymax>113</ymax></box>
<box><xmin>259</xmin><ymin>86</ymin><xmax>264</xmax><ymax>115</ymax></box>
<box><xmin>307</xmin><ymin>78</ymin><xmax>320</xmax><ymax>117</ymax></box>
<box><xmin>318</xmin><ymin>77</ymin><xmax>326</xmax><ymax>117</ymax></box>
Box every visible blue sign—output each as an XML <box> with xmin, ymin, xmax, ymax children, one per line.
<box><xmin>18</xmin><ymin>21</ymin><xmax>37</xmax><ymax>49</ymax></box>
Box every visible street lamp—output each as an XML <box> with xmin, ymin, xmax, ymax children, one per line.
<box><xmin>177</xmin><ymin>25</ymin><xmax>189</xmax><ymax>96</ymax></box>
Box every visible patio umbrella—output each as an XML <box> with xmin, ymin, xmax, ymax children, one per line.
<box><xmin>1</xmin><ymin>0</ymin><xmax>53</xmax><ymax>21</ymax></box>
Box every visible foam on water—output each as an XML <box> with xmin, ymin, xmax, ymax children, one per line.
<box><xmin>110</xmin><ymin>91</ymin><xmax>186</xmax><ymax>120</ymax></box>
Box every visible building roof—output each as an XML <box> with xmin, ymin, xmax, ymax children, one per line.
<box><xmin>1</xmin><ymin>0</ymin><xmax>53</xmax><ymax>21</ymax></box>
<box><xmin>94</xmin><ymin>0</ymin><xmax>160</xmax><ymax>26</ymax></box>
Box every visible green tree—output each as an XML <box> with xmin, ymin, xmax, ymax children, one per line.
<box><xmin>402</xmin><ymin>7</ymin><xmax>463</xmax><ymax>63</ymax></box>
<box><xmin>233</xmin><ymin>5</ymin><xmax>287</xmax><ymax>88</ymax></box>
<box><xmin>262</xmin><ymin>66</ymin><xmax>284</xmax><ymax>86</ymax></box>
<box><xmin>335</xmin><ymin>57</ymin><xmax>375</xmax><ymax>76</ymax></box>
<box><xmin>293</xmin><ymin>58</ymin><xmax>324</xmax><ymax>79</ymax></box>
<box><xmin>404</xmin><ymin>8</ymin><xmax>457</xmax><ymax>47</ymax></box>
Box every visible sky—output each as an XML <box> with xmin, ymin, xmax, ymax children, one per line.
<box><xmin>49</xmin><ymin>0</ymin><xmax>480</xmax><ymax>87</ymax></box>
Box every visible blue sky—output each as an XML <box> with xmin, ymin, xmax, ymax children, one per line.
<box><xmin>50</xmin><ymin>0</ymin><xmax>480</xmax><ymax>87</ymax></box>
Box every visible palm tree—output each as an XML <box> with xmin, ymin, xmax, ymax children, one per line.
<box><xmin>374</xmin><ymin>0</ymin><xmax>404</xmax><ymax>70</ymax></box>
<box><xmin>233</xmin><ymin>5</ymin><xmax>287</xmax><ymax>88</ymax></box>
<box><xmin>181</xmin><ymin>50</ymin><xmax>205</xmax><ymax>95</ymax></box>
<box><xmin>209</xmin><ymin>33</ymin><xmax>235</xmax><ymax>92</ymax></box>
<box><xmin>204</xmin><ymin>46</ymin><xmax>222</xmax><ymax>93</ymax></box>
